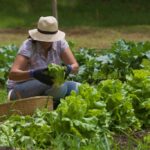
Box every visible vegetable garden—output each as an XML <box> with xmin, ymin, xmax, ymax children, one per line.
<box><xmin>0</xmin><ymin>39</ymin><xmax>150</xmax><ymax>149</ymax></box>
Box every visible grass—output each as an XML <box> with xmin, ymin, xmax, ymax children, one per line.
<box><xmin>0</xmin><ymin>25</ymin><xmax>150</xmax><ymax>50</ymax></box>
<box><xmin>65</xmin><ymin>25</ymin><xmax>150</xmax><ymax>49</ymax></box>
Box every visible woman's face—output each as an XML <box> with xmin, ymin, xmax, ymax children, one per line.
<box><xmin>40</xmin><ymin>41</ymin><xmax>53</xmax><ymax>50</ymax></box>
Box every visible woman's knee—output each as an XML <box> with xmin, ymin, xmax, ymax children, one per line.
<box><xmin>64</xmin><ymin>81</ymin><xmax>81</xmax><ymax>96</ymax></box>
<box><xmin>44</xmin><ymin>80</ymin><xmax>81</xmax><ymax>99</ymax></box>
<box><xmin>8</xmin><ymin>79</ymin><xmax>51</xmax><ymax>100</ymax></box>
<box><xmin>44</xmin><ymin>84</ymin><xmax>68</xmax><ymax>100</ymax></box>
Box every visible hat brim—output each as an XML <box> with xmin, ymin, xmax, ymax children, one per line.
<box><xmin>28</xmin><ymin>29</ymin><xmax>65</xmax><ymax>42</ymax></box>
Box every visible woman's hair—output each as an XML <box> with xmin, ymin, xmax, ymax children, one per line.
<box><xmin>28</xmin><ymin>36</ymin><xmax>36</xmax><ymax>43</ymax></box>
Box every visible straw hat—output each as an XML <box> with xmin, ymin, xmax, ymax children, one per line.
<box><xmin>28</xmin><ymin>16</ymin><xmax>65</xmax><ymax>42</ymax></box>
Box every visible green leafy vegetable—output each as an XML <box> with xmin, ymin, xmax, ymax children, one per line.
<box><xmin>47</xmin><ymin>63</ymin><xmax>65</xmax><ymax>86</ymax></box>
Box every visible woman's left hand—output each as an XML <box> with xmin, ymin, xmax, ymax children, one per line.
<box><xmin>64</xmin><ymin>65</ymin><xmax>72</xmax><ymax>78</ymax></box>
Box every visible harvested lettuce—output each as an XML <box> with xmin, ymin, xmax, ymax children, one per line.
<box><xmin>47</xmin><ymin>63</ymin><xmax>65</xmax><ymax>86</ymax></box>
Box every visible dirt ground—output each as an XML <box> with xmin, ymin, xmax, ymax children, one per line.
<box><xmin>0</xmin><ymin>25</ymin><xmax>150</xmax><ymax>50</ymax></box>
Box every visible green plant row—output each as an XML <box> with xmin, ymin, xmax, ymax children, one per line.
<box><xmin>0</xmin><ymin>45</ymin><xmax>18</xmax><ymax>86</ymax></box>
<box><xmin>0</xmin><ymin>76</ymin><xmax>150</xmax><ymax>149</ymax></box>
<box><xmin>1</xmin><ymin>39</ymin><xmax>150</xmax><ymax>86</ymax></box>
<box><xmin>69</xmin><ymin>39</ymin><xmax>150</xmax><ymax>83</ymax></box>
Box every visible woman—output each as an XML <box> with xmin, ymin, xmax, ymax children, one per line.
<box><xmin>7</xmin><ymin>16</ymin><xmax>80</xmax><ymax>108</ymax></box>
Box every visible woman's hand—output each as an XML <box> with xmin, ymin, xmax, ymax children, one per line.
<box><xmin>64</xmin><ymin>65</ymin><xmax>72</xmax><ymax>78</ymax></box>
<box><xmin>30</xmin><ymin>68</ymin><xmax>54</xmax><ymax>85</ymax></box>
<box><xmin>61</xmin><ymin>48</ymin><xmax>79</xmax><ymax>73</ymax></box>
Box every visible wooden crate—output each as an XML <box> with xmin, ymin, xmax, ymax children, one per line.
<box><xmin>0</xmin><ymin>96</ymin><xmax>53</xmax><ymax>119</ymax></box>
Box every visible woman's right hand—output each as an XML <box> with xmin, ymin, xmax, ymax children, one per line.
<box><xmin>30</xmin><ymin>68</ymin><xmax>54</xmax><ymax>85</ymax></box>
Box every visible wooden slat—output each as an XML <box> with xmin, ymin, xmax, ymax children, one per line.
<box><xmin>0</xmin><ymin>96</ymin><xmax>53</xmax><ymax>119</ymax></box>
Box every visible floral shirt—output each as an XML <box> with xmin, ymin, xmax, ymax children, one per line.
<box><xmin>7</xmin><ymin>38</ymin><xmax>69</xmax><ymax>90</ymax></box>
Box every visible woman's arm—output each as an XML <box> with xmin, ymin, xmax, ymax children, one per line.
<box><xmin>61</xmin><ymin>48</ymin><xmax>79</xmax><ymax>73</ymax></box>
<box><xmin>9</xmin><ymin>54</ymin><xmax>31</xmax><ymax>81</ymax></box>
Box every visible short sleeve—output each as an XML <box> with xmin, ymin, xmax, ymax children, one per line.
<box><xmin>18</xmin><ymin>39</ymin><xmax>33</xmax><ymax>58</ymax></box>
<box><xmin>60</xmin><ymin>39</ymin><xmax>69</xmax><ymax>51</ymax></box>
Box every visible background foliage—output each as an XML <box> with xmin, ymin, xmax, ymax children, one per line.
<box><xmin>0</xmin><ymin>0</ymin><xmax>150</xmax><ymax>28</ymax></box>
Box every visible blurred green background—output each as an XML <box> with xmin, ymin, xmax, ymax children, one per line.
<box><xmin>0</xmin><ymin>0</ymin><xmax>149</xmax><ymax>29</ymax></box>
